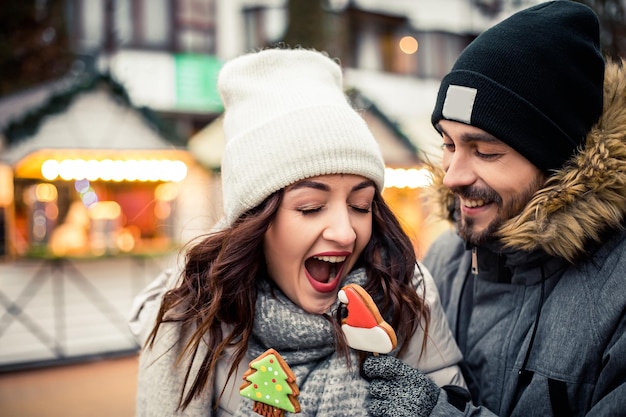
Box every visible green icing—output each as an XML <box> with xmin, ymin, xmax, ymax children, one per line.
<box><xmin>240</xmin><ymin>353</ymin><xmax>296</xmax><ymax>412</ymax></box>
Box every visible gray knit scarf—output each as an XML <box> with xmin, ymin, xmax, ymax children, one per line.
<box><xmin>234</xmin><ymin>268</ymin><xmax>371</xmax><ymax>417</ymax></box>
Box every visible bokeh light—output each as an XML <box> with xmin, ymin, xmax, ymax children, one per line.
<box><xmin>399</xmin><ymin>36</ymin><xmax>418</xmax><ymax>54</ymax></box>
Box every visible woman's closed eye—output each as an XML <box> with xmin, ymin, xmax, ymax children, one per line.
<box><xmin>350</xmin><ymin>205</ymin><xmax>371</xmax><ymax>214</ymax></box>
<box><xmin>296</xmin><ymin>204</ymin><xmax>370</xmax><ymax>215</ymax></box>
<box><xmin>297</xmin><ymin>205</ymin><xmax>323</xmax><ymax>215</ymax></box>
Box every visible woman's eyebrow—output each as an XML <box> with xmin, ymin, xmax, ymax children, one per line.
<box><xmin>288</xmin><ymin>179</ymin><xmax>375</xmax><ymax>192</ymax></box>
<box><xmin>352</xmin><ymin>179</ymin><xmax>376</xmax><ymax>191</ymax></box>
<box><xmin>289</xmin><ymin>180</ymin><xmax>329</xmax><ymax>192</ymax></box>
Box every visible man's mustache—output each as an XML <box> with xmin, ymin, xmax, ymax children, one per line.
<box><xmin>449</xmin><ymin>186</ymin><xmax>502</xmax><ymax>205</ymax></box>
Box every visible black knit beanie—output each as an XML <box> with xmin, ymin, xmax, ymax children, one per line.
<box><xmin>431</xmin><ymin>1</ymin><xmax>605</xmax><ymax>173</ymax></box>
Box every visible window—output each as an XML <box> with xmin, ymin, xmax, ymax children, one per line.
<box><xmin>73</xmin><ymin>0</ymin><xmax>105</xmax><ymax>51</ymax></box>
<box><xmin>176</xmin><ymin>0</ymin><xmax>216</xmax><ymax>53</ymax></box>
<box><xmin>67</xmin><ymin>0</ymin><xmax>175</xmax><ymax>52</ymax></box>
<box><xmin>411</xmin><ymin>31</ymin><xmax>470</xmax><ymax>80</ymax></box>
<box><xmin>242</xmin><ymin>6</ymin><xmax>286</xmax><ymax>51</ymax></box>
<box><xmin>143</xmin><ymin>0</ymin><xmax>171</xmax><ymax>48</ymax></box>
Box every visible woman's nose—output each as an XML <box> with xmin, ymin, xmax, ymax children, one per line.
<box><xmin>322</xmin><ymin>210</ymin><xmax>356</xmax><ymax>246</ymax></box>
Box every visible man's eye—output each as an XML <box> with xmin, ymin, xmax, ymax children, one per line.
<box><xmin>475</xmin><ymin>150</ymin><xmax>500</xmax><ymax>160</ymax></box>
<box><xmin>442</xmin><ymin>143</ymin><xmax>455</xmax><ymax>151</ymax></box>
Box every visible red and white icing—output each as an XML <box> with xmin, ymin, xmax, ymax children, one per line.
<box><xmin>338</xmin><ymin>284</ymin><xmax>397</xmax><ymax>354</ymax></box>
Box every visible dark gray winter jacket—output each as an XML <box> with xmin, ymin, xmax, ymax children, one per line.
<box><xmin>423</xmin><ymin>59</ymin><xmax>626</xmax><ymax>416</ymax></box>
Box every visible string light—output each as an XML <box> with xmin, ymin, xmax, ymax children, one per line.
<box><xmin>41</xmin><ymin>158</ymin><xmax>188</xmax><ymax>182</ymax></box>
<box><xmin>384</xmin><ymin>167</ymin><xmax>433</xmax><ymax>189</ymax></box>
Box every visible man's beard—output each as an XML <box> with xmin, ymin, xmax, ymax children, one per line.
<box><xmin>452</xmin><ymin>173</ymin><xmax>545</xmax><ymax>246</ymax></box>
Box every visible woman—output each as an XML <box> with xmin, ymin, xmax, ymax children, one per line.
<box><xmin>135</xmin><ymin>47</ymin><xmax>465</xmax><ymax>417</ymax></box>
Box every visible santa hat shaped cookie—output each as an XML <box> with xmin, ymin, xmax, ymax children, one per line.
<box><xmin>338</xmin><ymin>283</ymin><xmax>397</xmax><ymax>354</ymax></box>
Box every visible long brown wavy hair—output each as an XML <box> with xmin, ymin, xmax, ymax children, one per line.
<box><xmin>147</xmin><ymin>187</ymin><xmax>431</xmax><ymax>410</ymax></box>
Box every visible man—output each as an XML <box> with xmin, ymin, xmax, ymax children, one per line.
<box><xmin>363</xmin><ymin>1</ymin><xmax>626</xmax><ymax>416</ymax></box>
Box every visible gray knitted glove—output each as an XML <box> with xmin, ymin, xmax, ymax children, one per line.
<box><xmin>363</xmin><ymin>355</ymin><xmax>439</xmax><ymax>417</ymax></box>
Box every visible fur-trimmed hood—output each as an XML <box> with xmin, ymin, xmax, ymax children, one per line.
<box><xmin>430</xmin><ymin>59</ymin><xmax>626</xmax><ymax>263</ymax></box>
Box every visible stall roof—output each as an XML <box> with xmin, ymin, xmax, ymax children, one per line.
<box><xmin>344</xmin><ymin>68</ymin><xmax>444</xmax><ymax>165</ymax></box>
<box><xmin>0</xmin><ymin>77</ymin><xmax>77</xmax><ymax>133</ymax></box>
<box><xmin>0</xmin><ymin>73</ymin><xmax>186</xmax><ymax>166</ymax></box>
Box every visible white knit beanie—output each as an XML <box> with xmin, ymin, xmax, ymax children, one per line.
<box><xmin>218</xmin><ymin>48</ymin><xmax>385</xmax><ymax>227</ymax></box>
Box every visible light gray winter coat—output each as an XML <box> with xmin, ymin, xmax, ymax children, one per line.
<box><xmin>132</xmin><ymin>265</ymin><xmax>465</xmax><ymax>416</ymax></box>
<box><xmin>424</xmin><ymin>59</ymin><xmax>626</xmax><ymax>416</ymax></box>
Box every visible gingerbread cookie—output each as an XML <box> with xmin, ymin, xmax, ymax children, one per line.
<box><xmin>240</xmin><ymin>348</ymin><xmax>301</xmax><ymax>416</ymax></box>
<box><xmin>338</xmin><ymin>283</ymin><xmax>397</xmax><ymax>354</ymax></box>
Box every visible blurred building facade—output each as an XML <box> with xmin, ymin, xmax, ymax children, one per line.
<box><xmin>0</xmin><ymin>0</ymin><xmax>544</xmax><ymax>368</ymax></box>
<box><xmin>75</xmin><ymin>0</ymin><xmax>545</xmax><ymax>254</ymax></box>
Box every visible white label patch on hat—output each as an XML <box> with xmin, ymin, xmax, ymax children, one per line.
<box><xmin>442</xmin><ymin>85</ymin><xmax>477</xmax><ymax>124</ymax></box>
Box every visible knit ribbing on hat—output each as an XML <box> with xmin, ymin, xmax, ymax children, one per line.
<box><xmin>431</xmin><ymin>1</ymin><xmax>605</xmax><ymax>173</ymax></box>
<box><xmin>218</xmin><ymin>49</ymin><xmax>385</xmax><ymax>226</ymax></box>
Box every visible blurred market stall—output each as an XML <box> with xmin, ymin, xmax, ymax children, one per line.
<box><xmin>0</xmin><ymin>73</ymin><xmax>211</xmax><ymax>369</ymax></box>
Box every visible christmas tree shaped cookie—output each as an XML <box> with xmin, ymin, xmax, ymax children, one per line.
<box><xmin>240</xmin><ymin>348</ymin><xmax>301</xmax><ymax>417</ymax></box>
<box><xmin>338</xmin><ymin>283</ymin><xmax>397</xmax><ymax>354</ymax></box>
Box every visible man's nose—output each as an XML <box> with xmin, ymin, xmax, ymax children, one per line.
<box><xmin>443</xmin><ymin>153</ymin><xmax>476</xmax><ymax>189</ymax></box>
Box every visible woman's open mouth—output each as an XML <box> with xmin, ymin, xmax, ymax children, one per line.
<box><xmin>304</xmin><ymin>254</ymin><xmax>347</xmax><ymax>293</ymax></box>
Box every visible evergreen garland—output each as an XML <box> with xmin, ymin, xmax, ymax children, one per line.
<box><xmin>3</xmin><ymin>72</ymin><xmax>184</xmax><ymax>147</ymax></box>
